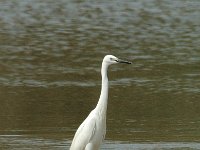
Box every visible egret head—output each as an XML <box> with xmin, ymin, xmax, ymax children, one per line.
<box><xmin>103</xmin><ymin>55</ymin><xmax>132</xmax><ymax>66</ymax></box>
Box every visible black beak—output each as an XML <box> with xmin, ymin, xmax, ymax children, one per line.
<box><xmin>116</xmin><ymin>59</ymin><xmax>132</xmax><ymax>64</ymax></box>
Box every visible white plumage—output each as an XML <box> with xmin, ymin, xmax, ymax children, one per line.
<box><xmin>70</xmin><ymin>55</ymin><xmax>131</xmax><ymax>150</ymax></box>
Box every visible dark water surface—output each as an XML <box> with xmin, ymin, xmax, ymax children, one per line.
<box><xmin>0</xmin><ymin>0</ymin><xmax>200</xmax><ymax>149</ymax></box>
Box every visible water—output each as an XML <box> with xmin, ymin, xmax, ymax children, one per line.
<box><xmin>0</xmin><ymin>0</ymin><xmax>200</xmax><ymax>149</ymax></box>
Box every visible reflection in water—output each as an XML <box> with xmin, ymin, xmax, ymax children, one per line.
<box><xmin>0</xmin><ymin>0</ymin><xmax>200</xmax><ymax>149</ymax></box>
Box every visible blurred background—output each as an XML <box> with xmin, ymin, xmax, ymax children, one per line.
<box><xmin>0</xmin><ymin>0</ymin><xmax>200</xmax><ymax>149</ymax></box>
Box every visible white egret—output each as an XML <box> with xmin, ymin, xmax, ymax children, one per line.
<box><xmin>70</xmin><ymin>55</ymin><xmax>131</xmax><ymax>150</ymax></box>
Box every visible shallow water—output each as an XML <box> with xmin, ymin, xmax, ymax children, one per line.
<box><xmin>0</xmin><ymin>0</ymin><xmax>200</xmax><ymax>149</ymax></box>
<box><xmin>1</xmin><ymin>135</ymin><xmax>200</xmax><ymax>150</ymax></box>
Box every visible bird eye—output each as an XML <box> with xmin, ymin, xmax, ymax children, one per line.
<box><xmin>110</xmin><ymin>58</ymin><xmax>114</xmax><ymax>61</ymax></box>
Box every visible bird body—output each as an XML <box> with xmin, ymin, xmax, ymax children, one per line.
<box><xmin>70</xmin><ymin>55</ymin><xmax>131</xmax><ymax>150</ymax></box>
<box><xmin>70</xmin><ymin>110</ymin><xmax>106</xmax><ymax>150</ymax></box>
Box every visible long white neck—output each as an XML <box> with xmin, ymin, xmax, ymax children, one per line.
<box><xmin>95</xmin><ymin>61</ymin><xmax>109</xmax><ymax>116</ymax></box>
